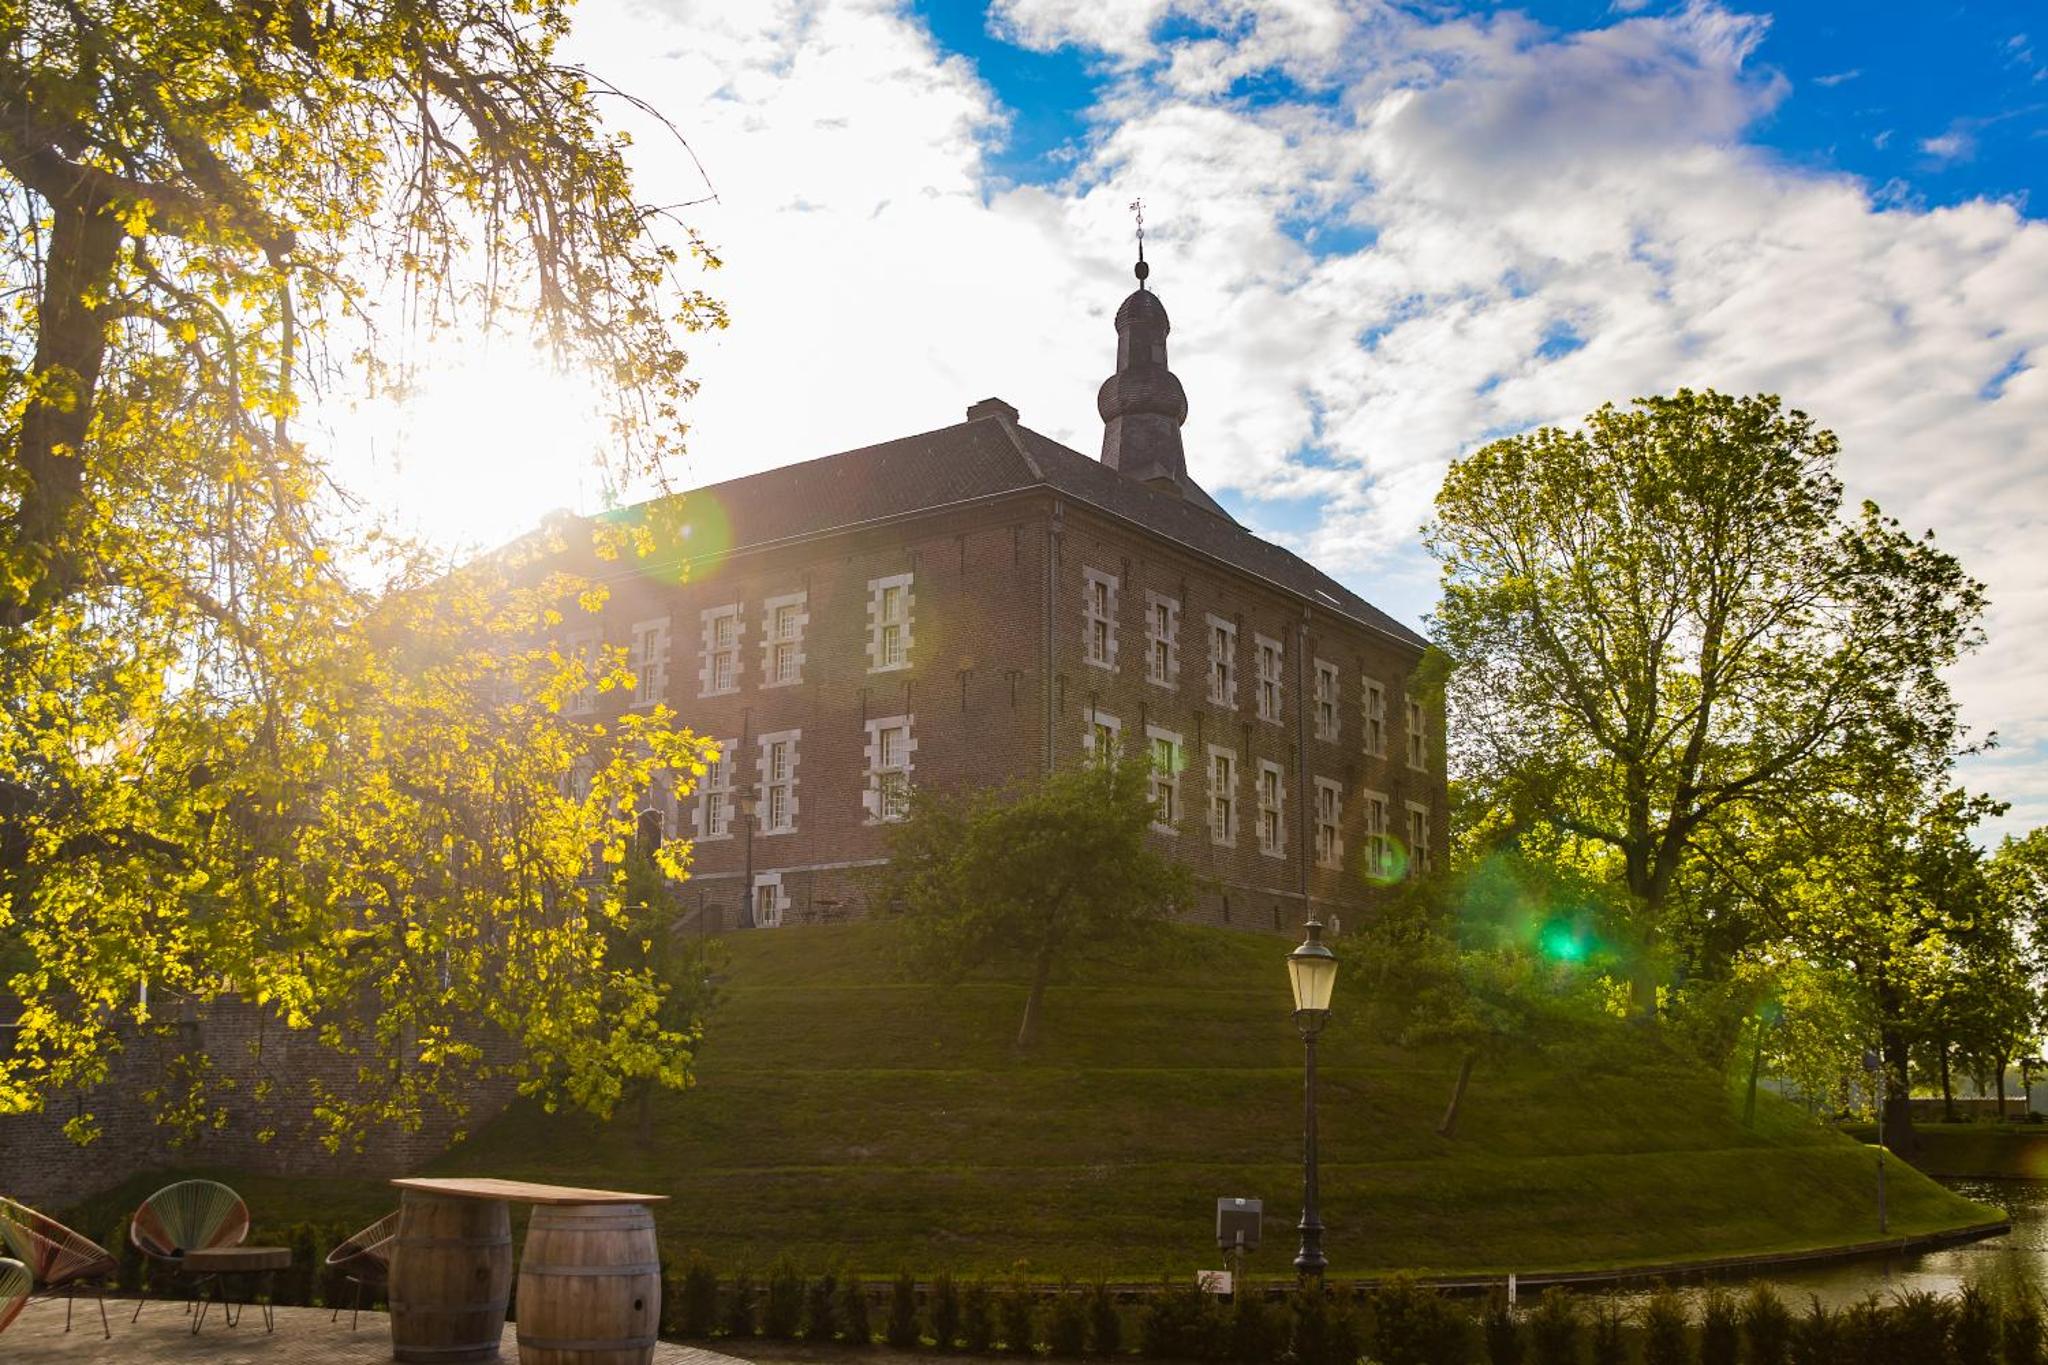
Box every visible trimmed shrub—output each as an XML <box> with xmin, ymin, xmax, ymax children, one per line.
<box><xmin>805</xmin><ymin>1269</ymin><xmax>842</xmax><ymax>1343</ymax></box>
<box><xmin>1483</xmin><ymin>1292</ymin><xmax>1524</xmax><ymax>1365</ymax></box>
<box><xmin>1953</xmin><ymin>1286</ymin><xmax>1998</xmax><ymax>1365</ymax></box>
<box><xmin>1641</xmin><ymin>1285</ymin><xmax>1690</xmax><ymax>1365</ymax></box>
<box><xmin>2002</xmin><ymin>1297</ymin><xmax>2042</xmax><ymax>1365</ymax></box>
<box><xmin>1889</xmin><ymin>1290</ymin><xmax>1952</xmax><ymax>1365</ymax></box>
<box><xmin>1699</xmin><ymin>1287</ymin><xmax>1738</xmax><ymax>1365</ymax></box>
<box><xmin>1142</xmin><ymin>1279</ymin><xmax>1218</xmax><ymax>1361</ymax></box>
<box><xmin>1288</xmin><ymin>1284</ymin><xmax>1359</xmax><ymax>1365</ymax></box>
<box><xmin>1002</xmin><ymin>1280</ymin><xmax>1039</xmax><ymax>1355</ymax></box>
<box><xmin>284</xmin><ymin>1222</ymin><xmax>320</xmax><ymax>1306</ymax></box>
<box><xmin>1742</xmin><ymin>1285</ymin><xmax>1795</xmax><ymax>1365</ymax></box>
<box><xmin>1590</xmin><ymin>1297</ymin><xmax>1627</xmax><ymax>1365</ymax></box>
<box><xmin>842</xmin><ymin>1273</ymin><xmax>874</xmax><ymax>1346</ymax></box>
<box><xmin>1529</xmin><ymin>1288</ymin><xmax>1580</xmax><ymax>1365</ymax></box>
<box><xmin>1227</xmin><ymin>1286</ymin><xmax>1285</xmax><ymax>1364</ymax></box>
<box><xmin>724</xmin><ymin>1270</ymin><xmax>757</xmax><ymax>1339</ymax></box>
<box><xmin>1836</xmin><ymin>1296</ymin><xmax>1888</xmax><ymax>1364</ymax></box>
<box><xmin>1369</xmin><ymin>1274</ymin><xmax>1470</xmax><ymax>1365</ymax></box>
<box><xmin>763</xmin><ymin>1257</ymin><xmax>804</xmax><ymax>1339</ymax></box>
<box><xmin>678</xmin><ymin>1254</ymin><xmax>719</xmax><ymax>1339</ymax></box>
<box><xmin>1790</xmin><ymin>1296</ymin><xmax>1839</xmax><ymax>1365</ymax></box>
<box><xmin>888</xmin><ymin>1272</ymin><xmax>922</xmax><ymax>1350</ymax></box>
<box><xmin>1089</xmin><ymin>1282</ymin><xmax>1124</xmax><ymax>1357</ymax></box>
<box><xmin>964</xmin><ymin>1280</ymin><xmax>997</xmax><ymax>1355</ymax></box>
<box><xmin>1048</xmin><ymin>1285</ymin><xmax>1090</xmax><ymax>1359</ymax></box>
<box><xmin>932</xmin><ymin>1273</ymin><xmax>962</xmax><ymax>1351</ymax></box>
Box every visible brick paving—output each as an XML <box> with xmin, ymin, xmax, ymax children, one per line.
<box><xmin>2</xmin><ymin>1297</ymin><xmax>752</xmax><ymax>1364</ymax></box>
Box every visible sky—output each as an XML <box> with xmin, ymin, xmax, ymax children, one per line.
<box><xmin>329</xmin><ymin>0</ymin><xmax>2048</xmax><ymax>839</ymax></box>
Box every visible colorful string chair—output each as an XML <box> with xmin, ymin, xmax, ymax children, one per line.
<box><xmin>128</xmin><ymin>1179</ymin><xmax>249</xmax><ymax>1322</ymax></box>
<box><xmin>0</xmin><ymin>1257</ymin><xmax>30</xmax><ymax>1336</ymax></box>
<box><xmin>0</xmin><ymin>1197</ymin><xmax>118</xmax><ymax>1337</ymax></box>
<box><xmin>324</xmin><ymin>1211</ymin><xmax>398</xmax><ymax>1329</ymax></box>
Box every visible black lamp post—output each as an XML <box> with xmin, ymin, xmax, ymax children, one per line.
<box><xmin>1287</xmin><ymin>916</ymin><xmax>1339</xmax><ymax>1281</ymax></box>
<box><xmin>737</xmin><ymin>783</ymin><xmax>759</xmax><ymax>928</ymax></box>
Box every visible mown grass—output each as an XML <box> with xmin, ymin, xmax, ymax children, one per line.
<box><xmin>70</xmin><ymin>921</ymin><xmax>2000</xmax><ymax>1279</ymax></box>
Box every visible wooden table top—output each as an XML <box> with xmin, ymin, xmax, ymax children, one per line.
<box><xmin>391</xmin><ymin>1177</ymin><xmax>670</xmax><ymax>1206</ymax></box>
<box><xmin>184</xmin><ymin>1245</ymin><xmax>292</xmax><ymax>1272</ymax></box>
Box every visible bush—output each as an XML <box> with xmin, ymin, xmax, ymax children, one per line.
<box><xmin>1369</xmin><ymin>1274</ymin><xmax>1469</xmax><ymax>1365</ymax></box>
<box><xmin>1002</xmin><ymin>1280</ymin><xmax>1039</xmax><ymax>1355</ymax></box>
<box><xmin>1890</xmin><ymin>1290</ymin><xmax>1952</xmax><ymax>1364</ymax></box>
<box><xmin>763</xmin><ymin>1257</ymin><xmax>804</xmax><ymax>1340</ymax></box>
<box><xmin>1288</xmin><ymin>1284</ymin><xmax>1359</xmax><ymax>1365</ymax></box>
<box><xmin>677</xmin><ymin>1254</ymin><xmax>719</xmax><ymax>1339</ymax></box>
<box><xmin>1142</xmin><ymin>1279</ymin><xmax>1218</xmax><ymax>1361</ymax></box>
<box><xmin>931</xmin><ymin>1273</ymin><xmax>962</xmax><ymax>1351</ymax></box>
<box><xmin>1590</xmin><ymin>1297</ymin><xmax>1627</xmax><ymax>1365</ymax></box>
<box><xmin>806</xmin><ymin>1269</ymin><xmax>841</xmax><ymax>1343</ymax></box>
<box><xmin>1790</xmin><ymin>1297</ymin><xmax>1838</xmax><ymax>1365</ymax></box>
<box><xmin>1528</xmin><ymin>1288</ymin><xmax>1579</xmax><ymax>1365</ymax></box>
<box><xmin>2003</xmin><ymin>1296</ymin><xmax>2042</xmax><ymax>1365</ymax></box>
<box><xmin>1227</xmin><ymin>1286</ymin><xmax>1285</xmax><ymax>1364</ymax></box>
<box><xmin>1699</xmin><ymin>1287</ymin><xmax>1738</xmax><ymax>1365</ymax></box>
<box><xmin>1641</xmin><ymin>1286</ymin><xmax>1690</xmax><ymax>1365</ymax></box>
<box><xmin>842</xmin><ymin>1273</ymin><xmax>874</xmax><ymax>1346</ymax></box>
<box><xmin>889</xmin><ymin>1272</ymin><xmax>922</xmax><ymax>1350</ymax></box>
<box><xmin>1742</xmin><ymin>1285</ymin><xmax>1794</xmax><ymax>1365</ymax></box>
<box><xmin>1089</xmin><ymin>1283</ymin><xmax>1124</xmax><ymax>1357</ymax></box>
<box><xmin>1483</xmin><ymin>1292</ymin><xmax>1523</xmax><ymax>1365</ymax></box>
<box><xmin>283</xmin><ymin>1222</ymin><xmax>319</xmax><ymax>1306</ymax></box>
<box><xmin>964</xmin><ymin>1280</ymin><xmax>997</xmax><ymax>1355</ymax></box>
<box><xmin>1047</xmin><ymin>1285</ymin><xmax>1090</xmax><ymax>1359</ymax></box>
<box><xmin>1836</xmin><ymin>1296</ymin><xmax>1887</xmax><ymax>1364</ymax></box>
<box><xmin>1954</xmin><ymin>1286</ymin><xmax>1998</xmax><ymax>1365</ymax></box>
<box><xmin>724</xmin><ymin>1270</ymin><xmax>757</xmax><ymax>1339</ymax></box>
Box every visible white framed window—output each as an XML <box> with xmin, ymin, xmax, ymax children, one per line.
<box><xmin>1083</xmin><ymin>568</ymin><xmax>1119</xmax><ymax>670</ymax></box>
<box><xmin>1407</xmin><ymin>694</ymin><xmax>1428</xmax><ymax>771</ymax></box>
<box><xmin>695</xmin><ymin>740</ymin><xmax>736</xmax><ymax>841</ymax></box>
<box><xmin>1257</xmin><ymin>761</ymin><xmax>1285</xmax><ymax>858</ymax></box>
<box><xmin>757</xmin><ymin>729</ymin><xmax>800</xmax><ymax>834</ymax></box>
<box><xmin>864</xmin><ymin>714</ymin><xmax>917</xmax><ymax>822</ymax></box>
<box><xmin>1363</xmin><ymin>678</ymin><xmax>1387</xmax><ymax>759</ymax></box>
<box><xmin>1255</xmin><ymin>634</ymin><xmax>1284</xmax><ymax>723</ymax></box>
<box><xmin>700</xmin><ymin>604</ymin><xmax>743</xmax><ymax>696</ymax></box>
<box><xmin>1314</xmin><ymin>659</ymin><xmax>1339</xmax><ymax>743</ymax></box>
<box><xmin>1145</xmin><ymin>592</ymin><xmax>1180</xmax><ymax>688</ymax></box>
<box><xmin>1207</xmin><ymin>745</ymin><xmax>1238</xmax><ymax>846</ymax></box>
<box><xmin>1406</xmin><ymin>801</ymin><xmax>1432</xmax><ymax>874</ymax></box>
<box><xmin>1363</xmin><ymin>790</ymin><xmax>1391</xmax><ymax>879</ymax></box>
<box><xmin>752</xmin><ymin>871</ymin><xmax>786</xmax><ymax>929</ymax></box>
<box><xmin>631</xmin><ymin>616</ymin><xmax>671</xmax><ymax>707</ymax></box>
<box><xmin>1206</xmin><ymin>616</ymin><xmax>1237</xmax><ymax>709</ymax></box>
<box><xmin>867</xmin><ymin>573</ymin><xmax>914</xmax><ymax>672</ymax></box>
<box><xmin>760</xmin><ymin>592</ymin><xmax>808</xmax><ymax>687</ymax></box>
<box><xmin>1084</xmin><ymin>708</ymin><xmax>1122</xmax><ymax>762</ymax></box>
<box><xmin>565</xmin><ymin>629</ymin><xmax>600</xmax><ymax>716</ymax></box>
<box><xmin>1146</xmin><ymin>725</ymin><xmax>1182</xmax><ymax>833</ymax></box>
<box><xmin>1314</xmin><ymin>777</ymin><xmax>1343</xmax><ymax>870</ymax></box>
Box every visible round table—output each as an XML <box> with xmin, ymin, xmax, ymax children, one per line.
<box><xmin>182</xmin><ymin>1245</ymin><xmax>291</xmax><ymax>1334</ymax></box>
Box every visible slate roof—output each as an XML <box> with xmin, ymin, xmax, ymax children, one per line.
<box><xmin>647</xmin><ymin>412</ymin><xmax>1427</xmax><ymax>653</ymax></box>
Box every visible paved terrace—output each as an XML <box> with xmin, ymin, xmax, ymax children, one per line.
<box><xmin>5</xmin><ymin>1298</ymin><xmax>753</xmax><ymax>1364</ymax></box>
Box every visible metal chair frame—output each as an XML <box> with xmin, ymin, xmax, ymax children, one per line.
<box><xmin>0</xmin><ymin>1256</ymin><xmax>29</xmax><ymax>1336</ymax></box>
<box><xmin>324</xmin><ymin>1211</ymin><xmax>398</xmax><ymax>1330</ymax></box>
<box><xmin>0</xmin><ymin>1198</ymin><xmax>117</xmax><ymax>1339</ymax></box>
<box><xmin>127</xmin><ymin>1179</ymin><xmax>250</xmax><ymax>1327</ymax></box>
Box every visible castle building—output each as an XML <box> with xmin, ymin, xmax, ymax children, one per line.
<box><xmin>570</xmin><ymin>260</ymin><xmax>1444</xmax><ymax>933</ymax></box>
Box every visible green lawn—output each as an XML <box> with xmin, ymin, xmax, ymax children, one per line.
<box><xmin>69</xmin><ymin>922</ymin><xmax>2001</xmax><ymax>1279</ymax></box>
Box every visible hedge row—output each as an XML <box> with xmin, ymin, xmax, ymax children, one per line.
<box><xmin>655</xmin><ymin>1258</ymin><xmax>2048</xmax><ymax>1365</ymax></box>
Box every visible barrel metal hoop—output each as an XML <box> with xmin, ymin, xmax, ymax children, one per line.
<box><xmin>388</xmin><ymin>1300</ymin><xmax>510</xmax><ymax>1313</ymax></box>
<box><xmin>517</xmin><ymin>1333</ymin><xmax>661</xmax><ymax>1350</ymax></box>
<box><xmin>520</xmin><ymin>1262</ymin><xmax>662</xmax><ymax>1277</ymax></box>
<box><xmin>395</xmin><ymin>1236</ymin><xmax>512</xmax><ymax>1248</ymax></box>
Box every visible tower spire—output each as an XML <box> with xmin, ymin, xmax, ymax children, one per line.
<box><xmin>1130</xmin><ymin>198</ymin><xmax>1149</xmax><ymax>288</ymax></box>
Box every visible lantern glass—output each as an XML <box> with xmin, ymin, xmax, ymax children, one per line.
<box><xmin>1287</xmin><ymin>923</ymin><xmax>1339</xmax><ymax>1015</ymax></box>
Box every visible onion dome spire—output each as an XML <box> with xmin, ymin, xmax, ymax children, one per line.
<box><xmin>1099</xmin><ymin>200</ymin><xmax>1197</xmax><ymax>500</ymax></box>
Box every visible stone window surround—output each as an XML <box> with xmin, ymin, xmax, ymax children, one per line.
<box><xmin>1206</xmin><ymin>743</ymin><xmax>1238</xmax><ymax>847</ymax></box>
<box><xmin>1314</xmin><ymin>776</ymin><xmax>1344</xmax><ymax>870</ymax></box>
<box><xmin>1313</xmin><ymin>658</ymin><xmax>1340</xmax><ymax>743</ymax></box>
<box><xmin>867</xmin><ymin>573</ymin><xmax>915</xmax><ymax>673</ymax></box>
<box><xmin>1406</xmin><ymin>800</ymin><xmax>1432</xmax><ymax>873</ymax></box>
<box><xmin>757</xmin><ymin>728</ymin><xmax>801</xmax><ymax>835</ymax></box>
<box><xmin>1145</xmin><ymin>591</ymin><xmax>1180</xmax><ymax>689</ymax></box>
<box><xmin>1255</xmin><ymin>633</ymin><xmax>1284</xmax><ymax>724</ymax></box>
<box><xmin>1146</xmin><ymin>723</ymin><xmax>1182</xmax><ymax>834</ymax></box>
<box><xmin>1206</xmin><ymin>614</ymin><xmax>1238</xmax><ymax>710</ymax></box>
<box><xmin>863</xmin><ymin>713</ymin><xmax>918</xmax><ymax>823</ymax></box>
<box><xmin>699</xmin><ymin>603</ymin><xmax>744</xmax><ymax>697</ymax></box>
<box><xmin>759</xmin><ymin>590</ymin><xmax>810</xmax><ymax>689</ymax></box>
<box><xmin>752</xmin><ymin>870</ymin><xmax>787</xmax><ymax>928</ymax></box>
<box><xmin>1363</xmin><ymin>677</ymin><xmax>1388</xmax><ymax>759</ymax></box>
<box><xmin>1406</xmin><ymin>692</ymin><xmax>1428</xmax><ymax>771</ymax></box>
<box><xmin>1084</xmin><ymin>706</ymin><xmax>1123</xmax><ymax>759</ymax></box>
<box><xmin>1083</xmin><ymin>567</ymin><xmax>1119</xmax><ymax>671</ymax></box>
<box><xmin>630</xmin><ymin>615</ymin><xmax>671</xmax><ymax>708</ymax></box>
<box><xmin>1363</xmin><ymin>788</ymin><xmax>1391</xmax><ymax>878</ymax></box>
<box><xmin>1257</xmin><ymin>758</ymin><xmax>1286</xmax><ymax>858</ymax></box>
<box><xmin>694</xmin><ymin>738</ymin><xmax>737</xmax><ymax>842</ymax></box>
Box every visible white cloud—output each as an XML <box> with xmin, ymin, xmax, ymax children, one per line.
<box><xmin>1921</xmin><ymin>129</ymin><xmax>1978</xmax><ymax>164</ymax></box>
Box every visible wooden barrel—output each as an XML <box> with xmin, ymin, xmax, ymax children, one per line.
<box><xmin>515</xmin><ymin>1203</ymin><xmax>662</xmax><ymax>1365</ymax></box>
<box><xmin>388</xmin><ymin>1194</ymin><xmax>513</xmax><ymax>1363</ymax></box>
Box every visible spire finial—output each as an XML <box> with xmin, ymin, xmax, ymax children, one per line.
<box><xmin>1129</xmin><ymin>197</ymin><xmax>1150</xmax><ymax>287</ymax></box>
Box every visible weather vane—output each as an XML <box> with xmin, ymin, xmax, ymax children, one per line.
<box><xmin>1130</xmin><ymin>197</ymin><xmax>1150</xmax><ymax>285</ymax></box>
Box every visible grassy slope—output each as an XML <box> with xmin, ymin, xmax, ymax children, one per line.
<box><xmin>71</xmin><ymin>922</ymin><xmax>1998</xmax><ymax>1278</ymax></box>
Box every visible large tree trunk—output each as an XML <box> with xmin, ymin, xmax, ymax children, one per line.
<box><xmin>1940</xmin><ymin>1038</ymin><xmax>1955</xmax><ymax>1123</ymax></box>
<box><xmin>1881</xmin><ymin>1025</ymin><xmax>1918</xmax><ymax>1158</ymax></box>
<box><xmin>1744</xmin><ymin>1016</ymin><xmax>1766</xmax><ymax>1127</ymax></box>
<box><xmin>1015</xmin><ymin>941</ymin><xmax>1056</xmax><ymax>1051</ymax></box>
<box><xmin>1997</xmin><ymin>1061</ymin><xmax>2009</xmax><ymax>1122</ymax></box>
<box><xmin>1437</xmin><ymin>1050</ymin><xmax>1477</xmax><ymax>1138</ymax></box>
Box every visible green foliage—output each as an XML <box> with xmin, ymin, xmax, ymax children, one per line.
<box><xmin>1953</xmin><ymin>1286</ymin><xmax>1998</xmax><ymax>1365</ymax></box>
<box><xmin>1890</xmin><ymin>1290</ymin><xmax>1953</xmax><ymax>1364</ymax></box>
<box><xmin>722</xmin><ymin>1270</ymin><xmax>756</xmax><ymax>1339</ymax></box>
<box><xmin>676</xmin><ymin>1254</ymin><xmax>719</xmax><ymax>1340</ymax></box>
<box><xmin>1142</xmin><ymin>1279</ymin><xmax>1221</xmax><ymax>1361</ymax></box>
<box><xmin>963</xmin><ymin>1280</ymin><xmax>997</xmax><ymax>1354</ymax></box>
<box><xmin>1640</xmin><ymin>1286</ymin><xmax>1690</xmax><ymax>1365</ymax></box>
<box><xmin>888</xmin><ymin>1272</ymin><xmax>922</xmax><ymax>1349</ymax></box>
<box><xmin>1589</xmin><ymin>1297</ymin><xmax>1628</xmax><ymax>1365</ymax></box>
<box><xmin>2002</xmin><ymin>1297</ymin><xmax>2041</xmax><ymax>1365</ymax></box>
<box><xmin>805</xmin><ymin>1268</ymin><xmax>841</xmax><ymax>1342</ymax></box>
<box><xmin>931</xmin><ymin>1272</ymin><xmax>962</xmax><ymax>1351</ymax></box>
<box><xmin>1528</xmin><ymin>1288</ymin><xmax>1580</xmax><ymax>1365</ymax></box>
<box><xmin>1046</xmin><ymin>1285</ymin><xmax>1089</xmax><ymax>1359</ymax></box>
<box><xmin>1089</xmin><ymin>1283</ymin><xmax>1124</xmax><ymax>1357</ymax></box>
<box><xmin>1001</xmin><ymin>1280</ymin><xmax>1039</xmax><ymax>1354</ymax></box>
<box><xmin>1698</xmin><ymin>1287</ymin><xmax>1738</xmax><ymax>1365</ymax></box>
<box><xmin>841</xmin><ymin>1273</ymin><xmax>873</xmax><ymax>1346</ymax></box>
<box><xmin>1482</xmin><ymin>1292</ymin><xmax>1524</xmax><ymax>1365</ymax></box>
<box><xmin>879</xmin><ymin>758</ymin><xmax>1195</xmax><ymax>1048</ymax></box>
<box><xmin>763</xmin><ymin>1257</ymin><xmax>804</xmax><ymax>1340</ymax></box>
<box><xmin>1226</xmin><ymin>1287</ymin><xmax>1284</xmax><ymax>1364</ymax></box>
<box><xmin>1790</xmin><ymin>1297</ymin><xmax>1838</xmax><ymax>1365</ymax></box>
<box><xmin>1286</xmin><ymin>1284</ymin><xmax>1358</xmax><ymax>1365</ymax></box>
<box><xmin>1836</xmin><ymin>1296</ymin><xmax>1887</xmax><ymax>1363</ymax></box>
<box><xmin>1367</xmin><ymin>1274</ymin><xmax>1470</xmax><ymax>1365</ymax></box>
<box><xmin>1741</xmin><ymin>1285</ymin><xmax>1794</xmax><ymax>1365</ymax></box>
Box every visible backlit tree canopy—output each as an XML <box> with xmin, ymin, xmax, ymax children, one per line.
<box><xmin>0</xmin><ymin>0</ymin><xmax>724</xmax><ymax>1141</ymax></box>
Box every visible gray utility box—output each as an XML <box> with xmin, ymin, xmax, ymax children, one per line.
<box><xmin>1216</xmin><ymin>1197</ymin><xmax>1262</xmax><ymax>1252</ymax></box>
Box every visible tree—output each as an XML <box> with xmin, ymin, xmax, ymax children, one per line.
<box><xmin>878</xmin><ymin>758</ymin><xmax>1195</xmax><ymax>1050</ymax></box>
<box><xmin>1</xmin><ymin>0</ymin><xmax>724</xmax><ymax>1137</ymax></box>
<box><xmin>1428</xmin><ymin>390</ymin><xmax>1985</xmax><ymax>1015</ymax></box>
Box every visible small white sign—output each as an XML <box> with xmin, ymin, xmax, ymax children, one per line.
<box><xmin>1198</xmin><ymin>1271</ymin><xmax>1233</xmax><ymax>1296</ymax></box>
